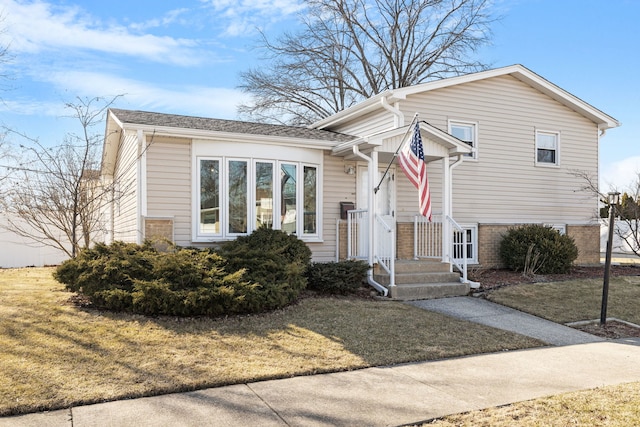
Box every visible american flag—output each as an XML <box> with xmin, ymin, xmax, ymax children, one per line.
<box><xmin>399</xmin><ymin>122</ymin><xmax>432</xmax><ymax>220</ymax></box>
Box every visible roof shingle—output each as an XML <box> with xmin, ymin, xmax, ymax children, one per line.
<box><xmin>110</xmin><ymin>109</ymin><xmax>356</xmax><ymax>143</ymax></box>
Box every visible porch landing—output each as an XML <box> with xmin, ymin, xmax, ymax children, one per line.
<box><xmin>374</xmin><ymin>260</ymin><xmax>470</xmax><ymax>301</ymax></box>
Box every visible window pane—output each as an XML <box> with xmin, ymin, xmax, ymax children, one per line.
<box><xmin>537</xmin><ymin>148</ymin><xmax>556</xmax><ymax>164</ymax></box>
<box><xmin>303</xmin><ymin>166</ymin><xmax>317</xmax><ymax>234</ymax></box>
<box><xmin>200</xmin><ymin>159</ymin><xmax>220</xmax><ymax>234</ymax></box>
<box><xmin>256</xmin><ymin>162</ymin><xmax>273</xmax><ymax>229</ymax></box>
<box><xmin>451</xmin><ymin>124</ymin><xmax>473</xmax><ymax>142</ymax></box>
<box><xmin>537</xmin><ymin>133</ymin><xmax>557</xmax><ymax>149</ymax></box>
<box><xmin>281</xmin><ymin>164</ymin><xmax>297</xmax><ymax>234</ymax></box>
<box><xmin>229</xmin><ymin>160</ymin><xmax>247</xmax><ymax>234</ymax></box>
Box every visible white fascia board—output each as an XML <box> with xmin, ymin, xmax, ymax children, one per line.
<box><xmin>123</xmin><ymin>124</ymin><xmax>340</xmax><ymax>150</ymax></box>
<box><xmin>311</xmin><ymin>90</ymin><xmax>393</xmax><ymax>130</ymax></box>
<box><xmin>101</xmin><ymin>111</ymin><xmax>124</xmax><ymax>178</ymax></box>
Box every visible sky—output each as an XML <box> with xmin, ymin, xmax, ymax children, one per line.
<box><xmin>0</xmin><ymin>0</ymin><xmax>637</xmax><ymax>192</ymax></box>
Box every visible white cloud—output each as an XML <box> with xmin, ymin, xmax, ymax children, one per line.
<box><xmin>28</xmin><ymin>69</ymin><xmax>248</xmax><ymax>119</ymax></box>
<box><xmin>202</xmin><ymin>0</ymin><xmax>305</xmax><ymax>36</ymax></box>
<box><xmin>601</xmin><ymin>156</ymin><xmax>640</xmax><ymax>193</ymax></box>
<box><xmin>0</xmin><ymin>0</ymin><xmax>204</xmax><ymax>65</ymax></box>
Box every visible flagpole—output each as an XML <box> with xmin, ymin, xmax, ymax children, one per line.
<box><xmin>374</xmin><ymin>113</ymin><xmax>419</xmax><ymax>194</ymax></box>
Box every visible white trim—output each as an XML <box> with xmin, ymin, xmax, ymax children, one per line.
<box><xmin>192</xmin><ymin>152</ymin><xmax>322</xmax><ymax>243</ymax></box>
<box><xmin>136</xmin><ymin>129</ymin><xmax>145</xmax><ymax>244</ymax></box>
<box><xmin>122</xmin><ymin>125</ymin><xmax>340</xmax><ymax>150</ymax></box>
<box><xmin>455</xmin><ymin>223</ymin><xmax>479</xmax><ymax>264</ymax></box>
<box><xmin>535</xmin><ymin>129</ymin><xmax>561</xmax><ymax>167</ymax></box>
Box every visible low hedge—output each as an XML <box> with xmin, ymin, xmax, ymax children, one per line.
<box><xmin>54</xmin><ymin>229</ymin><xmax>311</xmax><ymax>316</ymax></box>
<box><xmin>306</xmin><ymin>260</ymin><xmax>370</xmax><ymax>294</ymax></box>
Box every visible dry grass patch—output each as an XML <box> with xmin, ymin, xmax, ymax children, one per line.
<box><xmin>423</xmin><ymin>381</ymin><xmax>640</xmax><ymax>426</ymax></box>
<box><xmin>484</xmin><ymin>276</ymin><xmax>640</xmax><ymax>325</ymax></box>
<box><xmin>0</xmin><ymin>267</ymin><xmax>542</xmax><ymax>416</ymax></box>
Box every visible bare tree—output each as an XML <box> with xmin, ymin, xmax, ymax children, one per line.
<box><xmin>573</xmin><ymin>169</ymin><xmax>640</xmax><ymax>257</ymax></box>
<box><xmin>238</xmin><ymin>0</ymin><xmax>496</xmax><ymax>125</ymax></box>
<box><xmin>1</xmin><ymin>96</ymin><xmax>120</xmax><ymax>258</ymax></box>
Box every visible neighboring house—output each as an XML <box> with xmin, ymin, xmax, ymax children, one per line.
<box><xmin>100</xmin><ymin>64</ymin><xmax>619</xmax><ymax>297</ymax></box>
<box><xmin>0</xmin><ymin>214</ymin><xmax>68</xmax><ymax>268</ymax></box>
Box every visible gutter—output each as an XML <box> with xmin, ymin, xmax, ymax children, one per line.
<box><xmin>352</xmin><ymin>145</ymin><xmax>389</xmax><ymax>297</ymax></box>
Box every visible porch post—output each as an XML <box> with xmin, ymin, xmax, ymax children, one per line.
<box><xmin>442</xmin><ymin>156</ymin><xmax>451</xmax><ymax>264</ymax></box>
<box><xmin>370</xmin><ymin>151</ymin><xmax>379</xmax><ymax>265</ymax></box>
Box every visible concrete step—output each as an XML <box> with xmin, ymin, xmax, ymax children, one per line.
<box><xmin>374</xmin><ymin>271</ymin><xmax>461</xmax><ymax>286</ymax></box>
<box><xmin>393</xmin><ymin>259</ymin><xmax>451</xmax><ymax>274</ymax></box>
<box><xmin>389</xmin><ymin>282</ymin><xmax>470</xmax><ymax>301</ymax></box>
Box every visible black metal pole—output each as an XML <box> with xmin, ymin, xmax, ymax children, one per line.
<box><xmin>600</xmin><ymin>197</ymin><xmax>617</xmax><ymax>326</ymax></box>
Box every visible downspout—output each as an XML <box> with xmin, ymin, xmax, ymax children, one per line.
<box><xmin>136</xmin><ymin>129</ymin><xmax>146</xmax><ymax>245</ymax></box>
<box><xmin>352</xmin><ymin>144</ymin><xmax>389</xmax><ymax>297</ymax></box>
<box><xmin>380</xmin><ymin>97</ymin><xmax>405</xmax><ymax>127</ymax></box>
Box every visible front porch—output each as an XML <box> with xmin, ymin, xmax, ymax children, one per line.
<box><xmin>339</xmin><ymin>212</ymin><xmax>477</xmax><ymax>299</ymax></box>
<box><xmin>331</xmin><ymin>119</ymin><xmax>475</xmax><ymax>299</ymax></box>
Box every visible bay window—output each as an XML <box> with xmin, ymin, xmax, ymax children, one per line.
<box><xmin>196</xmin><ymin>155</ymin><xmax>319</xmax><ymax>241</ymax></box>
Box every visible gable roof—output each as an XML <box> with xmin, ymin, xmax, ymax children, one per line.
<box><xmin>311</xmin><ymin>64</ymin><xmax>620</xmax><ymax>131</ymax></box>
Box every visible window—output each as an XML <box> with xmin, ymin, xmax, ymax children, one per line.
<box><xmin>449</xmin><ymin>121</ymin><xmax>477</xmax><ymax>159</ymax></box>
<box><xmin>536</xmin><ymin>131</ymin><xmax>559</xmax><ymax>166</ymax></box>
<box><xmin>452</xmin><ymin>224</ymin><xmax>478</xmax><ymax>264</ymax></box>
<box><xmin>255</xmin><ymin>161</ymin><xmax>274</xmax><ymax>229</ymax></box>
<box><xmin>199</xmin><ymin>159</ymin><xmax>220</xmax><ymax>234</ymax></box>
<box><xmin>196</xmin><ymin>157</ymin><xmax>319</xmax><ymax>240</ymax></box>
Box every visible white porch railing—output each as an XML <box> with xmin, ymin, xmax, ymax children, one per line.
<box><xmin>414</xmin><ymin>214</ymin><xmax>471</xmax><ymax>284</ymax></box>
<box><xmin>414</xmin><ymin>214</ymin><xmax>443</xmax><ymax>259</ymax></box>
<box><xmin>445</xmin><ymin>216</ymin><xmax>469</xmax><ymax>284</ymax></box>
<box><xmin>346</xmin><ymin>209</ymin><xmax>368</xmax><ymax>260</ymax></box>
<box><xmin>346</xmin><ymin>210</ymin><xmax>395</xmax><ymax>288</ymax></box>
<box><xmin>374</xmin><ymin>214</ymin><xmax>395</xmax><ymax>287</ymax></box>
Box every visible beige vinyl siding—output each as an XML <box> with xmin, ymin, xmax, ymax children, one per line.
<box><xmin>396</xmin><ymin>75</ymin><xmax>599</xmax><ymax>224</ymax></box>
<box><xmin>311</xmin><ymin>152</ymin><xmax>357</xmax><ymax>261</ymax></box>
<box><xmin>328</xmin><ymin>108</ymin><xmax>395</xmax><ymax>136</ymax></box>
<box><xmin>145</xmin><ymin>136</ymin><xmax>192</xmax><ymax>245</ymax></box>
<box><xmin>112</xmin><ymin>131</ymin><xmax>139</xmax><ymax>242</ymax></box>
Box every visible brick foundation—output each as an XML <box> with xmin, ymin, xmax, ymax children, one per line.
<box><xmin>337</xmin><ymin>221</ymin><xmax>599</xmax><ymax>268</ymax></box>
<box><xmin>144</xmin><ymin>218</ymin><xmax>174</xmax><ymax>242</ymax></box>
<box><xmin>477</xmin><ymin>224</ymin><xmax>510</xmax><ymax>268</ymax></box>
<box><xmin>567</xmin><ymin>224</ymin><xmax>600</xmax><ymax>266</ymax></box>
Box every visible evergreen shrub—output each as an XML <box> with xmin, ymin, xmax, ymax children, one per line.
<box><xmin>54</xmin><ymin>229</ymin><xmax>311</xmax><ymax>316</ymax></box>
<box><xmin>306</xmin><ymin>260</ymin><xmax>370</xmax><ymax>294</ymax></box>
<box><xmin>499</xmin><ymin>224</ymin><xmax>578</xmax><ymax>274</ymax></box>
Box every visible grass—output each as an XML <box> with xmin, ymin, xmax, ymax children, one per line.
<box><xmin>0</xmin><ymin>267</ymin><xmax>542</xmax><ymax>416</ymax></box>
<box><xmin>415</xmin><ymin>274</ymin><xmax>640</xmax><ymax>426</ymax></box>
<box><xmin>423</xmin><ymin>381</ymin><xmax>640</xmax><ymax>426</ymax></box>
<box><xmin>484</xmin><ymin>276</ymin><xmax>640</xmax><ymax>324</ymax></box>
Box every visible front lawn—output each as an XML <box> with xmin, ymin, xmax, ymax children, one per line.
<box><xmin>484</xmin><ymin>276</ymin><xmax>640</xmax><ymax>325</ymax></box>
<box><xmin>0</xmin><ymin>268</ymin><xmax>542</xmax><ymax>416</ymax></box>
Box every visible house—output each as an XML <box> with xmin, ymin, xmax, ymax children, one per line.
<box><xmin>100</xmin><ymin>64</ymin><xmax>619</xmax><ymax>298</ymax></box>
<box><xmin>0</xmin><ymin>214</ymin><xmax>68</xmax><ymax>268</ymax></box>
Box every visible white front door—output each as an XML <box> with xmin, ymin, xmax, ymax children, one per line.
<box><xmin>357</xmin><ymin>166</ymin><xmax>395</xmax><ymax>223</ymax></box>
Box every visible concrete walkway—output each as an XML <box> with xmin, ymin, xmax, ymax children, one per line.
<box><xmin>408</xmin><ymin>296</ymin><xmax>605</xmax><ymax>346</ymax></box>
<box><xmin>3</xmin><ymin>298</ymin><xmax>640</xmax><ymax>427</ymax></box>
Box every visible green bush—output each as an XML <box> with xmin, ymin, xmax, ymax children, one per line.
<box><xmin>499</xmin><ymin>224</ymin><xmax>578</xmax><ymax>274</ymax></box>
<box><xmin>54</xmin><ymin>230</ymin><xmax>310</xmax><ymax>317</ymax></box>
<box><xmin>218</xmin><ymin>227</ymin><xmax>311</xmax><ymax>309</ymax></box>
<box><xmin>306</xmin><ymin>260</ymin><xmax>370</xmax><ymax>294</ymax></box>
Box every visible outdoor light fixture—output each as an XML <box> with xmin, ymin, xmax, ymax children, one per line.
<box><xmin>345</xmin><ymin>165</ymin><xmax>355</xmax><ymax>175</ymax></box>
<box><xmin>601</xmin><ymin>191</ymin><xmax>620</xmax><ymax>326</ymax></box>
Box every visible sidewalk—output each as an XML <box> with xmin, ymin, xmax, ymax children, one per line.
<box><xmin>3</xmin><ymin>298</ymin><xmax>640</xmax><ymax>427</ymax></box>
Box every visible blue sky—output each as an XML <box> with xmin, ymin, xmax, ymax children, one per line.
<box><xmin>0</xmin><ymin>0</ymin><xmax>637</xmax><ymax>192</ymax></box>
